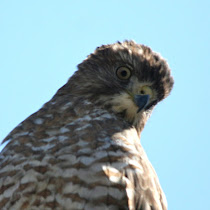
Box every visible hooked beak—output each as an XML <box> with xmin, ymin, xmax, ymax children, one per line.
<box><xmin>134</xmin><ymin>95</ymin><xmax>150</xmax><ymax>113</ymax></box>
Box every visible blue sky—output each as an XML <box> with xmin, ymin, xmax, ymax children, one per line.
<box><xmin>0</xmin><ymin>1</ymin><xmax>209</xmax><ymax>209</ymax></box>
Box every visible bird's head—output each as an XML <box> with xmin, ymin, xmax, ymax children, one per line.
<box><xmin>58</xmin><ymin>40</ymin><xmax>174</xmax><ymax>133</ymax></box>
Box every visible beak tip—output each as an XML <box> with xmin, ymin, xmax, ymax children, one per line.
<box><xmin>134</xmin><ymin>94</ymin><xmax>150</xmax><ymax>113</ymax></box>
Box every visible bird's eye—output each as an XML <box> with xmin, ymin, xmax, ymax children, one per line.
<box><xmin>139</xmin><ymin>86</ymin><xmax>153</xmax><ymax>98</ymax></box>
<box><xmin>116</xmin><ymin>66</ymin><xmax>131</xmax><ymax>80</ymax></box>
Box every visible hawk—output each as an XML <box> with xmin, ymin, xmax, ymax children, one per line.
<box><xmin>0</xmin><ymin>41</ymin><xmax>174</xmax><ymax>210</ymax></box>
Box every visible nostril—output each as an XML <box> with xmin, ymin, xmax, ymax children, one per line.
<box><xmin>140</xmin><ymin>90</ymin><xmax>145</xmax><ymax>95</ymax></box>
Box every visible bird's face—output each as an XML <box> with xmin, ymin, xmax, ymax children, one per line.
<box><xmin>104</xmin><ymin>67</ymin><xmax>157</xmax><ymax>125</ymax></box>
<box><xmin>65</xmin><ymin>41</ymin><xmax>174</xmax><ymax>132</ymax></box>
<box><xmin>115</xmin><ymin>66</ymin><xmax>156</xmax><ymax>112</ymax></box>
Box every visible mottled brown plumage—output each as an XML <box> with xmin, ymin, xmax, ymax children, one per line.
<box><xmin>0</xmin><ymin>40</ymin><xmax>174</xmax><ymax>210</ymax></box>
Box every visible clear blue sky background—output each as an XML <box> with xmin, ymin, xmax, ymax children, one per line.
<box><xmin>0</xmin><ymin>1</ymin><xmax>209</xmax><ymax>209</ymax></box>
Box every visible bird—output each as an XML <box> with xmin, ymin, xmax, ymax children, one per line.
<box><xmin>0</xmin><ymin>40</ymin><xmax>174</xmax><ymax>210</ymax></box>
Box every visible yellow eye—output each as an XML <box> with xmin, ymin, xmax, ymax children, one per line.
<box><xmin>139</xmin><ymin>86</ymin><xmax>153</xmax><ymax>98</ymax></box>
<box><xmin>116</xmin><ymin>66</ymin><xmax>131</xmax><ymax>80</ymax></box>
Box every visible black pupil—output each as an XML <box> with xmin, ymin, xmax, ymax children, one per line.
<box><xmin>121</xmin><ymin>70</ymin><xmax>127</xmax><ymax>77</ymax></box>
